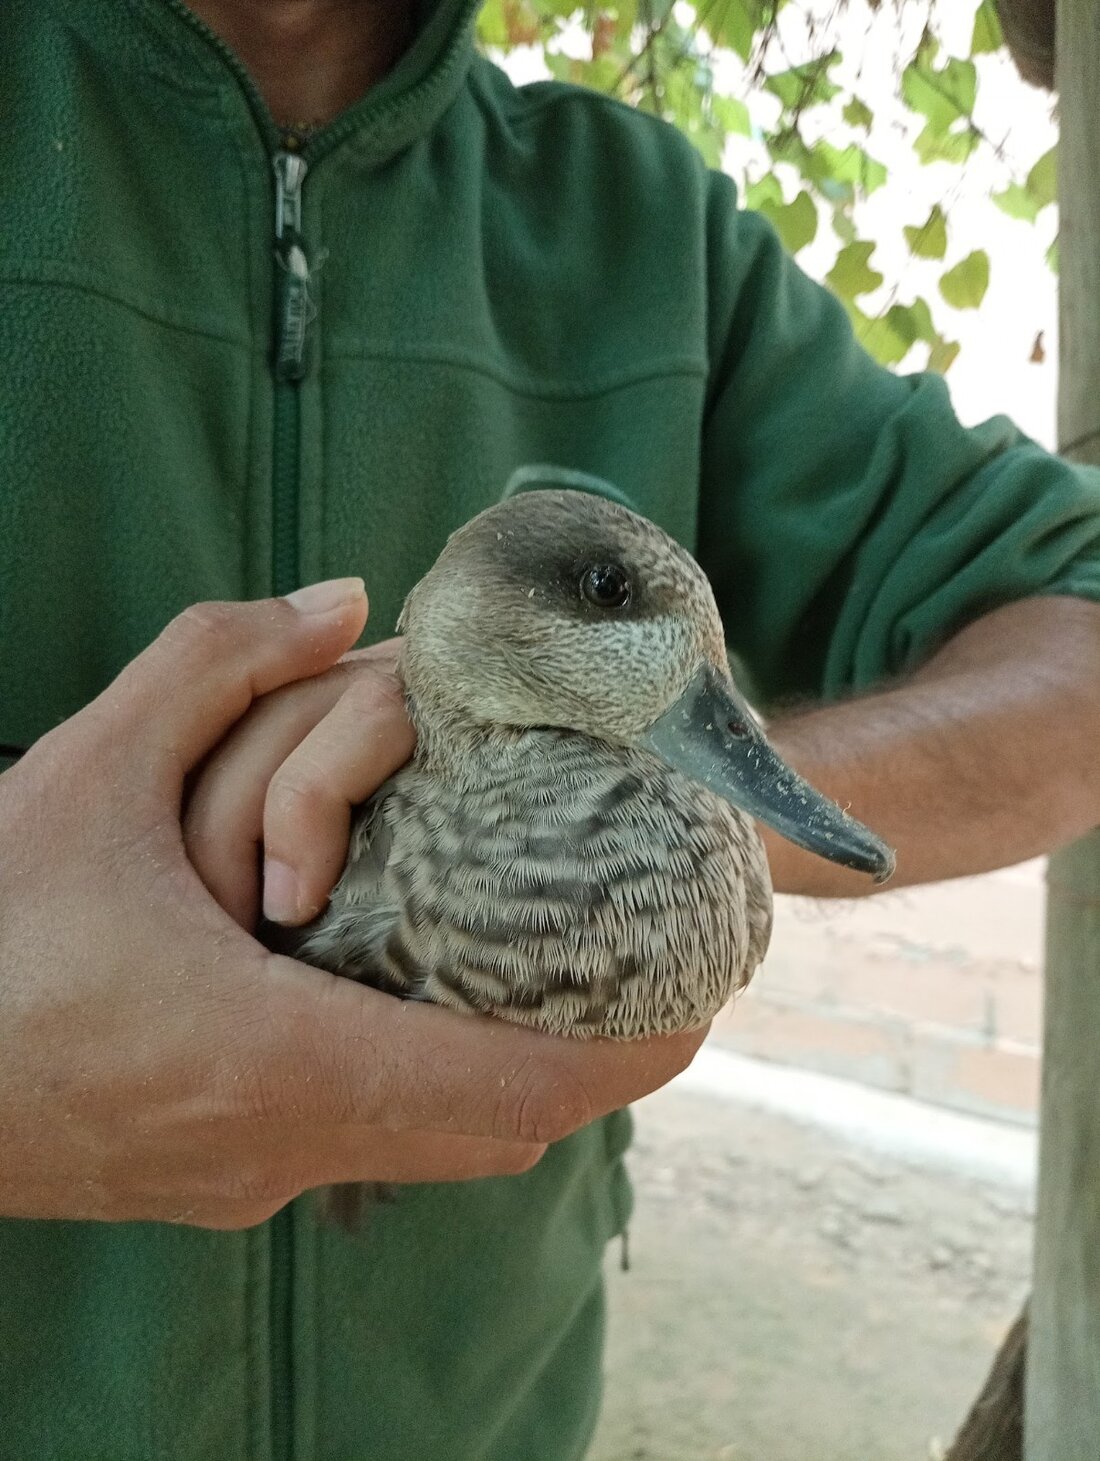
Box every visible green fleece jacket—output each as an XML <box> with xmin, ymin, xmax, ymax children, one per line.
<box><xmin>2</xmin><ymin>1</ymin><xmax>1100</xmax><ymax>1458</ymax></box>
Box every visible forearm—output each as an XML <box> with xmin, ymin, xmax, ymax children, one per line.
<box><xmin>761</xmin><ymin>596</ymin><xmax>1100</xmax><ymax>897</ymax></box>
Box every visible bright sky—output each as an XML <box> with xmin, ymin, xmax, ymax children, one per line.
<box><xmin>501</xmin><ymin>1</ymin><xmax>1060</xmax><ymax>448</ymax></box>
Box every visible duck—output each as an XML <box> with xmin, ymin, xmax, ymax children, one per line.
<box><xmin>281</xmin><ymin>475</ymin><xmax>894</xmax><ymax>1041</ymax></box>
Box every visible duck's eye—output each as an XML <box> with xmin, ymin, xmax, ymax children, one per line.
<box><xmin>580</xmin><ymin>563</ymin><xmax>632</xmax><ymax>610</ymax></box>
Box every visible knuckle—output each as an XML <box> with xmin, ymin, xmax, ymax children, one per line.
<box><xmin>266</xmin><ymin>762</ymin><xmax>330</xmax><ymax>828</ymax></box>
<box><xmin>155</xmin><ymin>602</ymin><xmax>250</xmax><ymax>684</ymax></box>
<box><xmin>174</xmin><ymin>600</ymin><xmax>241</xmax><ymax>651</ymax></box>
<box><xmin>348</xmin><ymin>667</ymin><xmax>407</xmax><ymax>719</ymax></box>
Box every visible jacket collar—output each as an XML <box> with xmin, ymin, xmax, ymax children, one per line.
<box><xmin>74</xmin><ymin>0</ymin><xmax>482</xmax><ymax>167</ymax></box>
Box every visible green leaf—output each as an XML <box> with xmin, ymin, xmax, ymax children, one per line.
<box><xmin>663</xmin><ymin>63</ymin><xmax>703</xmax><ymax>123</ymax></box>
<box><xmin>769</xmin><ymin>132</ymin><xmax>886</xmax><ymax>198</ymax></box>
<box><xmin>933</xmin><ymin>55</ymin><xmax>978</xmax><ymax>117</ymax></box>
<box><xmin>903</xmin><ymin>205</ymin><xmax>947</xmax><ymax>259</ymax></box>
<box><xmin>704</xmin><ymin>0</ymin><xmax>790</xmax><ymax>54</ymax></box>
<box><xmin>992</xmin><ymin>183</ymin><xmax>1041</xmax><ymax>223</ymax></box>
<box><xmin>990</xmin><ymin>149</ymin><xmax>1055</xmax><ymax>226</ymax></box>
<box><xmin>1026</xmin><ymin>146</ymin><xmax>1057</xmax><ymax>209</ymax></box>
<box><xmin>939</xmin><ymin>250</ymin><xmax>990</xmax><ymax>309</ymax></box>
<box><xmin>914</xmin><ymin>121</ymin><xmax>980</xmax><ymax>165</ymax></box>
<box><xmin>831</xmin><ymin>207</ymin><xmax>857</xmax><ymax>245</ymax></box>
<box><xmin>881</xmin><ymin>304</ymin><xmax>920</xmax><ymax>350</ymax></box>
<box><xmin>885</xmin><ymin>297</ymin><xmax>936</xmax><ymax>347</ymax></box>
<box><xmin>757</xmin><ymin>189</ymin><xmax>818</xmax><ymax>254</ymax></box>
<box><xmin>826</xmin><ymin>240</ymin><xmax>884</xmax><ymax>300</ymax></box>
<box><xmin>689</xmin><ymin>129</ymin><xmax>724</xmax><ymax>168</ymax></box>
<box><xmin>821</xmin><ymin>142</ymin><xmax>887</xmax><ymax>194</ymax></box>
<box><xmin>476</xmin><ymin>0</ymin><xmax>510</xmax><ymax>47</ymax></box>
<box><xmin>848</xmin><ymin>304</ymin><xmax>911</xmax><ymax>367</ymax></box>
<box><xmin>767</xmin><ymin>129</ymin><xmax>817</xmax><ymax>178</ymax></box>
<box><xmin>928</xmin><ymin>336</ymin><xmax>961</xmax><ymax>373</ymax></box>
<box><xmin>547</xmin><ymin>52</ymin><xmax>625</xmax><ymax>91</ymax></box>
<box><xmin>545</xmin><ymin>52</ymin><xmax>574</xmax><ymax>82</ymax></box>
<box><xmin>581</xmin><ymin>54</ymin><xmax>626</xmax><ymax>92</ymax></box>
<box><xmin>902</xmin><ymin>57</ymin><xmax>976</xmax><ymax>132</ymax></box>
<box><xmin>707</xmin><ymin>0</ymin><xmax>756</xmax><ymax>60</ymax></box>
<box><xmin>744</xmin><ymin>172</ymin><xmax>783</xmax><ymax>210</ymax></box>
<box><xmin>650</xmin><ymin>0</ymin><xmax>676</xmax><ymax>21</ymax></box>
<box><xmin>612</xmin><ymin>0</ymin><xmax>640</xmax><ymax>41</ymax></box>
<box><xmin>843</xmin><ymin>97</ymin><xmax>874</xmax><ymax>131</ymax></box>
<box><xmin>970</xmin><ymin>0</ymin><xmax>1003</xmax><ymax>55</ymax></box>
<box><xmin>713</xmin><ymin>94</ymin><xmax>751</xmax><ymax>137</ymax></box>
<box><xmin>914</xmin><ymin>24</ymin><xmax>939</xmax><ymax>67</ymax></box>
<box><xmin>765</xmin><ymin>54</ymin><xmax>842</xmax><ymax>112</ymax></box>
<box><xmin>1047</xmin><ymin>237</ymin><xmax>1059</xmax><ymax>273</ymax></box>
<box><xmin>908</xmin><ymin>297</ymin><xmax>936</xmax><ymax>341</ymax></box>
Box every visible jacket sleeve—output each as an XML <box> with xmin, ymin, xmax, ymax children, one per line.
<box><xmin>696</xmin><ymin>172</ymin><xmax>1100</xmax><ymax>708</ymax></box>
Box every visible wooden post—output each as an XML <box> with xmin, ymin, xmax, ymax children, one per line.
<box><xmin>1026</xmin><ymin>2</ymin><xmax>1100</xmax><ymax>1456</ymax></box>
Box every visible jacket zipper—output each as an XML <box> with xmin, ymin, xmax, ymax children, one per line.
<box><xmin>273</xmin><ymin>152</ymin><xmax>311</xmax><ymax>384</ymax></box>
<box><xmin>148</xmin><ymin>11</ymin><xmax>476</xmax><ymax>1456</ymax></box>
<box><xmin>269</xmin><ymin>149</ymin><xmax>315</xmax><ymax>1461</ymax></box>
<box><xmin>272</xmin><ymin>150</ymin><xmax>312</xmax><ymax>597</ymax></box>
<box><xmin>138</xmin><ymin>17</ymin><xmax>325</xmax><ymax>1459</ymax></box>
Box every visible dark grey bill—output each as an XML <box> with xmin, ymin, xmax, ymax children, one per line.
<box><xmin>641</xmin><ymin>666</ymin><xmax>896</xmax><ymax>883</ymax></box>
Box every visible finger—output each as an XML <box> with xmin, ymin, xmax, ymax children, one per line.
<box><xmin>93</xmin><ymin>582</ymin><xmax>369</xmax><ymax>786</ymax></box>
<box><xmin>260</xmin><ymin>959</ymin><xmax>707</xmax><ymax>1153</ymax></box>
<box><xmin>185</xmin><ymin>669</ymin><xmax>360</xmax><ymax>928</ymax></box>
<box><xmin>261</xmin><ymin>667</ymin><xmax>415</xmax><ymax>925</ymax></box>
<box><xmin>338</xmin><ymin>638</ymin><xmax>403</xmax><ymax>673</ymax></box>
<box><xmin>184</xmin><ymin>644</ymin><xmax>407</xmax><ymax>930</ymax></box>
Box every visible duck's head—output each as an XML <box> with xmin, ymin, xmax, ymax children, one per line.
<box><xmin>401</xmin><ymin>488</ymin><xmax>894</xmax><ymax>882</ymax></box>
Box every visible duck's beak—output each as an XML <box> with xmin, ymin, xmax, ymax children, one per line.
<box><xmin>640</xmin><ymin>666</ymin><xmax>896</xmax><ymax>883</ymax></box>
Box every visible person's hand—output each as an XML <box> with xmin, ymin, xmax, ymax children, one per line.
<box><xmin>183</xmin><ymin>638</ymin><xmax>412</xmax><ymax>931</ymax></box>
<box><xmin>0</xmin><ymin>586</ymin><xmax>702</xmax><ymax>1228</ymax></box>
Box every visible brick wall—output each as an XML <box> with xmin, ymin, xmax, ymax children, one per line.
<box><xmin>708</xmin><ymin>860</ymin><xmax>1045</xmax><ymax>1127</ymax></box>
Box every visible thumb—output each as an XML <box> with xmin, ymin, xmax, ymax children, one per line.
<box><xmin>95</xmin><ymin>580</ymin><xmax>369</xmax><ymax>787</ymax></box>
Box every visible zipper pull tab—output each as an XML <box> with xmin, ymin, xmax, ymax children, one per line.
<box><xmin>273</xmin><ymin>151</ymin><xmax>311</xmax><ymax>383</ymax></box>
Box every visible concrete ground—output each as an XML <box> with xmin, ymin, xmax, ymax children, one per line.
<box><xmin>589</xmin><ymin>1077</ymin><xmax>1032</xmax><ymax>1461</ymax></box>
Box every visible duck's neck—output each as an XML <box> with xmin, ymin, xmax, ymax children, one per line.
<box><xmin>409</xmin><ymin>698</ymin><xmax>535</xmax><ymax>776</ymax></box>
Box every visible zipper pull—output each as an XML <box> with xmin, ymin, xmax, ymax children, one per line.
<box><xmin>273</xmin><ymin>151</ymin><xmax>311</xmax><ymax>382</ymax></box>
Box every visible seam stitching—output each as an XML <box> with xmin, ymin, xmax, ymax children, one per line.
<box><xmin>0</xmin><ymin>263</ymin><xmax>253</xmax><ymax>346</ymax></box>
<box><xmin>323</xmin><ymin>345</ymin><xmax>707</xmax><ymax>400</ymax></box>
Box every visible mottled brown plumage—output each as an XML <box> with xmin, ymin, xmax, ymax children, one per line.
<box><xmin>284</xmin><ymin>486</ymin><xmax>892</xmax><ymax>1040</ymax></box>
<box><xmin>290</xmin><ymin>489</ymin><xmax>774</xmax><ymax>1037</ymax></box>
<box><xmin>296</xmin><ymin>729</ymin><xmax>772</xmax><ymax>1038</ymax></box>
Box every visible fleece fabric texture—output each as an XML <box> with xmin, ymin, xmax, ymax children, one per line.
<box><xmin>2</xmin><ymin>1</ymin><xmax>1100</xmax><ymax>1458</ymax></box>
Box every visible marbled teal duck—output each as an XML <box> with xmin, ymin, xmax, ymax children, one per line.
<box><xmin>283</xmin><ymin>482</ymin><xmax>894</xmax><ymax>1040</ymax></box>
